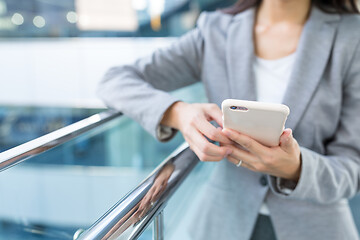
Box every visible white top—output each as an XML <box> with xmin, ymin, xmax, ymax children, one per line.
<box><xmin>254</xmin><ymin>53</ymin><xmax>296</xmax><ymax>103</ymax></box>
<box><xmin>253</xmin><ymin>52</ymin><xmax>296</xmax><ymax>215</ymax></box>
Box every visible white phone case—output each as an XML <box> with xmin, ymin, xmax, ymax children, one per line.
<box><xmin>222</xmin><ymin>99</ymin><xmax>290</xmax><ymax>147</ymax></box>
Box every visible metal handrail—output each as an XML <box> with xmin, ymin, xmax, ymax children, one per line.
<box><xmin>77</xmin><ymin>142</ymin><xmax>199</xmax><ymax>240</ymax></box>
<box><xmin>0</xmin><ymin>110</ymin><xmax>122</xmax><ymax>172</ymax></box>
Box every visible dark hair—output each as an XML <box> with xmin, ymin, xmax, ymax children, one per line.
<box><xmin>222</xmin><ymin>0</ymin><xmax>360</xmax><ymax>15</ymax></box>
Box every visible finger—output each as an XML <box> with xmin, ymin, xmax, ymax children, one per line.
<box><xmin>160</xmin><ymin>181</ymin><xmax>168</xmax><ymax>190</ymax></box>
<box><xmin>220</xmin><ymin>142</ymin><xmax>236</xmax><ymax>148</ymax></box>
<box><xmin>189</xmin><ymin>129</ymin><xmax>232</xmax><ymax>157</ymax></box>
<box><xmin>217</xmin><ymin>127</ymin><xmax>233</xmax><ymax>144</ymax></box>
<box><xmin>191</xmin><ymin>143</ymin><xmax>228</xmax><ymax>162</ymax></box>
<box><xmin>228</xmin><ymin>145</ymin><xmax>257</xmax><ymax>164</ymax></box>
<box><xmin>138</xmin><ymin>194</ymin><xmax>151</xmax><ymax>211</ymax></box>
<box><xmin>132</xmin><ymin>203</ymin><xmax>142</xmax><ymax>220</ymax></box>
<box><xmin>224</xmin><ymin>141</ymin><xmax>250</xmax><ymax>151</ymax></box>
<box><xmin>280</xmin><ymin>128</ymin><xmax>293</xmax><ymax>151</ymax></box>
<box><xmin>222</xmin><ymin>128</ymin><xmax>268</xmax><ymax>156</ymax></box>
<box><xmin>196</xmin><ymin>119</ymin><xmax>232</xmax><ymax>144</ymax></box>
<box><xmin>227</xmin><ymin>156</ymin><xmax>255</xmax><ymax>171</ymax></box>
<box><xmin>133</xmin><ymin>210</ymin><xmax>141</xmax><ymax>221</ymax></box>
<box><xmin>220</xmin><ymin>138</ymin><xmax>239</xmax><ymax>146</ymax></box>
<box><xmin>204</xmin><ymin>104</ymin><xmax>223</xmax><ymax>128</ymax></box>
<box><xmin>151</xmin><ymin>186</ymin><xmax>165</xmax><ymax>203</ymax></box>
<box><xmin>226</xmin><ymin>155</ymin><xmax>242</xmax><ymax>165</ymax></box>
<box><xmin>203</xmin><ymin>125</ymin><xmax>232</xmax><ymax>144</ymax></box>
<box><xmin>139</xmin><ymin>205</ymin><xmax>151</xmax><ymax>218</ymax></box>
<box><xmin>151</xmin><ymin>185</ymin><xmax>162</xmax><ymax>202</ymax></box>
<box><xmin>189</xmin><ymin>140</ymin><xmax>229</xmax><ymax>162</ymax></box>
<box><xmin>139</xmin><ymin>186</ymin><xmax>156</xmax><ymax>209</ymax></box>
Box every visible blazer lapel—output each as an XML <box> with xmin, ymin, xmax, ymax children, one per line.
<box><xmin>282</xmin><ymin>8</ymin><xmax>340</xmax><ymax>130</ymax></box>
<box><xmin>226</xmin><ymin>8</ymin><xmax>257</xmax><ymax>101</ymax></box>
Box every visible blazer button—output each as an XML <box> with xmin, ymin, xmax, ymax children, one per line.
<box><xmin>260</xmin><ymin>175</ymin><xmax>268</xmax><ymax>186</ymax></box>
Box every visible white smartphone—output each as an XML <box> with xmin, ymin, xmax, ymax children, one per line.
<box><xmin>222</xmin><ymin>99</ymin><xmax>290</xmax><ymax>147</ymax></box>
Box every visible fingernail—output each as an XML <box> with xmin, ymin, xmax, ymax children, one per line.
<box><xmin>287</xmin><ymin>133</ymin><xmax>292</xmax><ymax>141</ymax></box>
<box><xmin>288</xmin><ymin>129</ymin><xmax>293</xmax><ymax>137</ymax></box>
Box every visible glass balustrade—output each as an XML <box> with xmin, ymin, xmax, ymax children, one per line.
<box><xmin>162</xmin><ymin>162</ymin><xmax>215</xmax><ymax>240</ymax></box>
<box><xmin>0</xmin><ymin>81</ymin><xmax>209</xmax><ymax>240</ymax></box>
<box><xmin>0</xmin><ymin>112</ymin><xmax>184</xmax><ymax>240</ymax></box>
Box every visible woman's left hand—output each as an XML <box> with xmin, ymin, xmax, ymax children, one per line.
<box><xmin>222</xmin><ymin>128</ymin><xmax>301</xmax><ymax>181</ymax></box>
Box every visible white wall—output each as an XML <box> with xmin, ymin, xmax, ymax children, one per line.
<box><xmin>0</xmin><ymin>38</ymin><xmax>175</xmax><ymax>108</ymax></box>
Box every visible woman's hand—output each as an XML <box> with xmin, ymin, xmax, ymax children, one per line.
<box><xmin>222</xmin><ymin>128</ymin><xmax>301</xmax><ymax>181</ymax></box>
<box><xmin>161</xmin><ymin>102</ymin><xmax>233</xmax><ymax>162</ymax></box>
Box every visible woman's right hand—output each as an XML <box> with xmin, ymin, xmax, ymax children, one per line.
<box><xmin>161</xmin><ymin>102</ymin><xmax>233</xmax><ymax>162</ymax></box>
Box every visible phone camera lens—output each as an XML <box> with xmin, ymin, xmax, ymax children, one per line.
<box><xmin>238</xmin><ymin>106</ymin><xmax>248</xmax><ymax>111</ymax></box>
<box><xmin>230</xmin><ymin>106</ymin><xmax>237</xmax><ymax>110</ymax></box>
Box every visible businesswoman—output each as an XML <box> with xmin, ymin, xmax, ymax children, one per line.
<box><xmin>98</xmin><ymin>0</ymin><xmax>360</xmax><ymax>239</ymax></box>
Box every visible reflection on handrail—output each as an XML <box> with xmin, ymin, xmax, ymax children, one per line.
<box><xmin>0</xmin><ymin>110</ymin><xmax>122</xmax><ymax>172</ymax></box>
<box><xmin>77</xmin><ymin>142</ymin><xmax>198</xmax><ymax>240</ymax></box>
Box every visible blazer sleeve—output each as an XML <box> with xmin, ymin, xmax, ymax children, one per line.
<box><xmin>97</xmin><ymin>14</ymin><xmax>207</xmax><ymax>141</ymax></box>
<box><xmin>269</xmin><ymin>41</ymin><xmax>360</xmax><ymax>204</ymax></box>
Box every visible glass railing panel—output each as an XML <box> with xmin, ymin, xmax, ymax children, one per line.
<box><xmin>162</xmin><ymin>161</ymin><xmax>215</xmax><ymax>239</ymax></box>
<box><xmin>350</xmin><ymin>195</ymin><xmax>360</xmax><ymax>231</ymax></box>
<box><xmin>0</xmin><ymin>82</ymin><xmax>210</xmax><ymax>239</ymax></box>
<box><xmin>0</xmin><ymin>113</ymin><xmax>184</xmax><ymax>240</ymax></box>
<box><xmin>137</xmin><ymin>222</ymin><xmax>153</xmax><ymax>240</ymax></box>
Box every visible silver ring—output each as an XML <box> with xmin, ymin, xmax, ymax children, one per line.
<box><xmin>236</xmin><ymin>160</ymin><xmax>242</xmax><ymax>167</ymax></box>
<box><xmin>150</xmin><ymin>202</ymin><xmax>154</xmax><ymax>206</ymax></box>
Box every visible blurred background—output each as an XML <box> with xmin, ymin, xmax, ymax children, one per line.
<box><xmin>0</xmin><ymin>0</ymin><xmax>360</xmax><ymax>239</ymax></box>
<box><xmin>0</xmin><ymin>0</ymin><xmax>236</xmax><ymax>38</ymax></box>
<box><xmin>0</xmin><ymin>0</ymin><xmax>237</xmax><ymax>109</ymax></box>
<box><xmin>0</xmin><ymin>0</ymin><xmax>239</xmax><ymax>149</ymax></box>
<box><xmin>0</xmin><ymin>0</ymin><xmax>234</xmax><ymax>239</ymax></box>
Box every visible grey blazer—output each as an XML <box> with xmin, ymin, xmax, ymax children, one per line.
<box><xmin>98</xmin><ymin>6</ymin><xmax>360</xmax><ymax>240</ymax></box>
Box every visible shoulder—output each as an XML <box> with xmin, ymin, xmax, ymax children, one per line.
<box><xmin>335</xmin><ymin>14</ymin><xmax>360</xmax><ymax>83</ymax></box>
<box><xmin>196</xmin><ymin>10</ymin><xmax>232</xmax><ymax>28</ymax></box>
<box><xmin>338</xmin><ymin>13</ymin><xmax>360</xmax><ymax>39</ymax></box>
<box><xmin>312</xmin><ymin>7</ymin><xmax>360</xmax><ymax>40</ymax></box>
<box><xmin>335</xmin><ymin>13</ymin><xmax>360</xmax><ymax>60</ymax></box>
<box><xmin>195</xmin><ymin>8</ymin><xmax>253</xmax><ymax>37</ymax></box>
<box><xmin>196</xmin><ymin>10</ymin><xmax>232</xmax><ymax>35</ymax></box>
<box><xmin>339</xmin><ymin>13</ymin><xmax>360</xmax><ymax>28</ymax></box>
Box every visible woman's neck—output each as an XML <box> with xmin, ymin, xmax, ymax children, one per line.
<box><xmin>257</xmin><ymin>0</ymin><xmax>311</xmax><ymax>25</ymax></box>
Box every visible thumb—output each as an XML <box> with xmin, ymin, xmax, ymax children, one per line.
<box><xmin>280</xmin><ymin>128</ymin><xmax>293</xmax><ymax>150</ymax></box>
